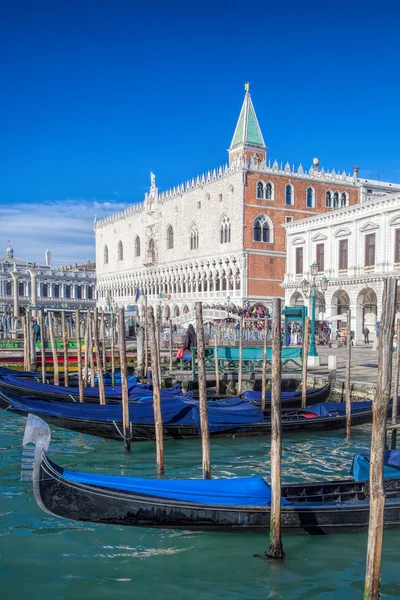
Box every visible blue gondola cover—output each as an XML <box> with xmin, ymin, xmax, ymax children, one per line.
<box><xmin>352</xmin><ymin>450</ymin><xmax>400</xmax><ymax>481</ymax></box>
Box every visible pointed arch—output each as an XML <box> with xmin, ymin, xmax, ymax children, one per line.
<box><xmin>166</xmin><ymin>225</ymin><xmax>174</xmax><ymax>249</ymax></box>
<box><xmin>117</xmin><ymin>240</ymin><xmax>123</xmax><ymax>261</ymax></box>
<box><xmin>306</xmin><ymin>186</ymin><xmax>315</xmax><ymax>208</ymax></box>
<box><xmin>325</xmin><ymin>190</ymin><xmax>332</xmax><ymax>208</ymax></box>
<box><xmin>285</xmin><ymin>183</ymin><xmax>294</xmax><ymax>205</ymax></box>
<box><xmin>220</xmin><ymin>216</ymin><xmax>231</xmax><ymax>244</ymax></box>
<box><xmin>256</xmin><ymin>181</ymin><xmax>264</xmax><ymax>199</ymax></box>
<box><xmin>190</xmin><ymin>224</ymin><xmax>199</xmax><ymax>250</ymax></box>
<box><xmin>104</xmin><ymin>245</ymin><xmax>109</xmax><ymax>265</ymax></box>
<box><xmin>253</xmin><ymin>214</ymin><xmax>273</xmax><ymax>243</ymax></box>
<box><xmin>134</xmin><ymin>235</ymin><xmax>141</xmax><ymax>257</ymax></box>
<box><xmin>265</xmin><ymin>181</ymin><xmax>274</xmax><ymax>200</ymax></box>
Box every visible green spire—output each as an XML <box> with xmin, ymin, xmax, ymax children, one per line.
<box><xmin>230</xmin><ymin>85</ymin><xmax>265</xmax><ymax>149</ymax></box>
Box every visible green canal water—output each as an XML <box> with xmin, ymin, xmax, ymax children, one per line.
<box><xmin>0</xmin><ymin>411</ymin><xmax>399</xmax><ymax>600</ymax></box>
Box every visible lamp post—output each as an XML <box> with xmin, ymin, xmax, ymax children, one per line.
<box><xmin>226</xmin><ymin>295</ymin><xmax>231</xmax><ymax>319</ymax></box>
<box><xmin>301</xmin><ymin>262</ymin><xmax>328</xmax><ymax>367</ymax></box>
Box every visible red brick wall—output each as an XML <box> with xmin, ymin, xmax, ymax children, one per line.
<box><xmin>244</xmin><ymin>171</ymin><xmax>359</xmax><ymax>298</ymax></box>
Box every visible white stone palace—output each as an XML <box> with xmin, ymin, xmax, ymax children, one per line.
<box><xmin>95</xmin><ymin>85</ymin><xmax>400</xmax><ymax>320</ymax></box>
<box><xmin>283</xmin><ymin>193</ymin><xmax>400</xmax><ymax>344</ymax></box>
<box><xmin>0</xmin><ymin>242</ymin><xmax>96</xmax><ymax>317</ymax></box>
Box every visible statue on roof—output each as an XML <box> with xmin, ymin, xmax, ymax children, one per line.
<box><xmin>150</xmin><ymin>171</ymin><xmax>156</xmax><ymax>194</ymax></box>
<box><xmin>6</xmin><ymin>240</ymin><xmax>13</xmax><ymax>259</ymax></box>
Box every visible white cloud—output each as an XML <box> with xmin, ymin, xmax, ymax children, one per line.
<box><xmin>0</xmin><ymin>199</ymin><xmax>129</xmax><ymax>267</ymax></box>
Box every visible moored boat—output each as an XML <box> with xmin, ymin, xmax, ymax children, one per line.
<box><xmin>22</xmin><ymin>414</ymin><xmax>400</xmax><ymax>534</ymax></box>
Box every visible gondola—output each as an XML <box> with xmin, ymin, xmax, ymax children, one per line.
<box><xmin>2</xmin><ymin>390</ymin><xmax>376</xmax><ymax>440</ymax></box>
<box><xmin>0</xmin><ymin>373</ymin><xmax>330</xmax><ymax>408</ymax></box>
<box><xmin>22</xmin><ymin>414</ymin><xmax>400</xmax><ymax>534</ymax></box>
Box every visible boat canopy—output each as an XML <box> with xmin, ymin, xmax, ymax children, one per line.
<box><xmin>352</xmin><ymin>451</ymin><xmax>400</xmax><ymax>481</ymax></box>
<box><xmin>303</xmin><ymin>401</ymin><xmax>372</xmax><ymax>418</ymax></box>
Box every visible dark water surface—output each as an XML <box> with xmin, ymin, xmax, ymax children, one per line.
<box><xmin>0</xmin><ymin>411</ymin><xmax>399</xmax><ymax>599</ymax></box>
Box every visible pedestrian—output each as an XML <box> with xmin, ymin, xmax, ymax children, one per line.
<box><xmin>363</xmin><ymin>327</ymin><xmax>370</xmax><ymax>344</ymax></box>
<box><xmin>33</xmin><ymin>320</ymin><xmax>41</xmax><ymax>343</ymax></box>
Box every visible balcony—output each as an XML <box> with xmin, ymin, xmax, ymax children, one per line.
<box><xmin>143</xmin><ymin>252</ymin><xmax>158</xmax><ymax>266</ymax></box>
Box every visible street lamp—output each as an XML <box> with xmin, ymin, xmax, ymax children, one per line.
<box><xmin>226</xmin><ymin>295</ymin><xmax>231</xmax><ymax>319</ymax></box>
<box><xmin>301</xmin><ymin>263</ymin><xmax>329</xmax><ymax>365</ymax></box>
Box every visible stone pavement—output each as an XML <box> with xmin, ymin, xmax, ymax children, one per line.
<box><xmin>308</xmin><ymin>344</ymin><xmax>380</xmax><ymax>386</ymax></box>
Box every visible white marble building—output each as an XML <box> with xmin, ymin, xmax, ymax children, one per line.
<box><xmin>283</xmin><ymin>193</ymin><xmax>400</xmax><ymax>344</ymax></box>
<box><xmin>0</xmin><ymin>242</ymin><xmax>96</xmax><ymax>317</ymax></box>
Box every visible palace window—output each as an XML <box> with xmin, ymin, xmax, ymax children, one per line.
<box><xmin>253</xmin><ymin>215</ymin><xmax>272</xmax><ymax>243</ymax></box>
<box><xmin>166</xmin><ymin>225</ymin><xmax>174</xmax><ymax>250</ymax></box>
<box><xmin>340</xmin><ymin>192</ymin><xmax>348</xmax><ymax>208</ymax></box>
<box><xmin>6</xmin><ymin>281</ymin><xmax>12</xmax><ymax>295</ymax></box>
<box><xmin>220</xmin><ymin>216</ymin><xmax>231</xmax><ymax>244</ymax></box>
<box><xmin>190</xmin><ymin>225</ymin><xmax>199</xmax><ymax>250</ymax></box>
<box><xmin>148</xmin><ymin>238</ymin><xmax>155</xmax><ymax>259</ymax></box>
<box><xmin>339</xmin><ymin>239</ymin><xmax>348</xmax><ymax>270</ymax></box>
<box><xmin>325</xmin><ymin>191</ymin><xmax>332</xmax><ymax>208</ymax></box>
<box><xmin>42</xmin><ymin>284</ymin><xmax>48</xmax><ymax>298</ymax></box>
<box><xmin>104</xmin><ymin>245</ymin><xmax>109</xmax><ymax>264</ymax></box>
<box><xmin>257</xmin><ymin>181</ymin><xmax>264</xmax><ymax>199</ymax></box>
<box><xmin>285</xmin><ymin>184</ymin><xmax>294</xmax><ymax>205</ymax></box>
<box><xmin>135</xmin><ymin>236</ymin><xmax>140</xmax><ymax>257</ymax></box>
<box><xmin>65</xmin><ymin>285</ymin><xmax>71</xmax><ymax>299</ymax></box>
<box><xmin>395</xmin><ymin>229</ymin><xmax>400</xmax><ymax>263</ymax></box>
<box><xmin>117</xmin><ymin>241</ymin><xmax>123</xmax><ymax>261</ymax></box>
<box><xmin>266</xmin><ymin>182</ymin><xmax>273</xmax><ymax>200</ymax></box>
<box><xmin>296</xmin><ymin>247</ymin><xmax>303</xmax><ymax>274</ymax></box>
<box><xmin>333</xmin><ymin>192</ymin><xmax>339</xmax><ymax>208</ymax></box>
<box><xmin>306</xmin><ymin>187</ymin><xmax>315</xmax><ymax>208</ymax></box>
<box><xmin>365</xmin><ymin>233</ymin><xmax>376</xmax><ymax>267</ymax></box>
<box><xmin>18</xmin><ymin>282</ymin><xmax>24</xmax><ymax>296</ymax></box>
<box><xmin>316</xmin><ymin>244</ymin><xmax>324</xmax><ymax>273</ymax></box>
<box><xmin>285</xmin><ymin>216</ymin><xmax>293</xmax><ymax>223</ymax></box>
<box><xmin>54</xmin><ymin>284</ymin><xmax>60</xmax><ymax>298</ymax></box>
<box><xmin>76</xmin><ymin>286</ymin><xmax>82</xmax><ymax>299</ymax></box>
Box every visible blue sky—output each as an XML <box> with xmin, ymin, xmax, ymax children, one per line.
<box><xmin>1</xmin><ymin>0</ymin><xmax>400</xmax><ymax>264</ymax></box>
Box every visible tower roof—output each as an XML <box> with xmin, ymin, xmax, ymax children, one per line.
<box><xmin>230</xmin><ymin>84</ymin><xmax>265</xmax><ymax>150</ymax></box>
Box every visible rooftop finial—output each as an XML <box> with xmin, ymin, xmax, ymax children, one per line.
<box><xmin>244</xmin><ymin>82</ymin><xmax>250</xmax><ymax>93</ymax></box>
<box><xmin>6</xmin><ymin>240</ymin><xmax>13</xmax><ymax>259</ymax></box>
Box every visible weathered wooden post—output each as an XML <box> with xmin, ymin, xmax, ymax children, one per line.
<box><xmin>345</xmin><ymin>309</ymin><xmax>352</xmax><ymax>439</ymax></box>
<box><xmin>169</xmin><ymin>319</ymin><xmax>173</xmax><ymax>371</ymax></box>
<box><xmin>88</xmin><ymin>314</ymin><xmax>95</xmax><ymax>387</ymax></box>
<box><xmin>61</xmin><ymin>311</ymin><xmax>69</xmax><ymax>387</ymax></box>
<box><xmin>136</xmin><ymin>321</ymin><xmax>144</xmax><ymax>379</ymax></box>
<box><xmin>156</xmin><ymin>305</ymin><xmax>162</xmax><ymax>383</ymax></box>
<box><xmin>195</xmin><ymin>302</ymin><xmax>211</xmax><ymax>479</ymax></box>
<box><xmin>391</xmin><ymin>318</ymin><xmax>400</xmax><ymax>449</ymax></box>
<box><xmin>118</xmin><ymin>308</ymin><xmax>131</xmax><ymax>452</ymax></box>
<box><xmin>110</xmin><ymin>312</ymin><xmax>116</xmax><ymax>386</ymax></box>
<box><xmin>301</xmin><ymin>317</ymin><xmax>310</xmax><ymax>408</ymax></box>
<box><xmin>30</xmin><ymin>313</ymin><xmax>37</xmax><ymax>372</ymax></box>
<box><xmin>93</xmin><ymin>308</ymin><xmax>106</xmax><ymax>405</ymax></box>
<box><xmin>48</xmin><ymin>311</ymin><xmax>59</xmax><ymax>385</ymax></box>
<box><xmin>100</xmin><ymin>310</ymin><xmax>107</xmax><ymax>370</ymax></box>
<box><xmin>39</xmin><ymin>312</ymin><xmax>47</xmax><ymax>383</ymax></box>
<box><xmin>147</xmin><ymin>306</ymin><xmax>164</xmax><ymax>474</ymax></box>
<box><xmin>266</xmin><ymin>297</ymin><xmax>285</xmax><ymax>559</ymax></box>
<box><xmin>83</xmin><ymin>311</ymin><xmax>90</xmax><ymax>387</ymax></box>
<box><xmin>238</xmin><ymin>315</ymin><xmax>243</xmax><ymax>395</ymax></box>
<box><xmin>364</xmin><ymin>278</ymin><xmax>396</xmax><ymax>600</ymax></box>
<box><xmin>144</xmin><ymin>295</ymin><xmax>148</xmax><ymax>376</ymax></box>
<box><xmin>22</xmin><ymin>316</ymin><xmax>28</xmax><ymax>372</ymax></box>
<box><xmin>261</xmin><ymin>315</ymin><xmax>268</xmax><ymax>410</ymax></box>
<box><xmin>214</xmin><ymin>327</ymin><xmax>220</xmax><ymax>396</ymax></box>
<box><xmin>75</xmin><ymin>310</ymin><xmax>84</xmax><ymax>403</ymax></box>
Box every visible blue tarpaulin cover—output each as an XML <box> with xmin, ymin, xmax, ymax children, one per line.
<box><xmin>241</xmin><ymin>386</ymin><xmax>326</xmax><ymax>403</ymax></box>
<box><xmin>0</xmin><ymin>367</ymin><xmax>41</xmax><ymax>378</ymax></box>
<box><xmin>352</xmin><ymin>450</ymin><xmax>400</xmax><ymax>481</ymax></box>
<box><xmin>9</xmin><ymin>395</ymin><xmax>264</xmax><ymax>432</ymax></box>
<box><xmin>302</xmin><ymin>401</ymin><xmax>373</xmax><ymax>418</ymax></box>
<box><xmin>0</xmin><ymin>375</ymin><xmax>182</xmax><ymax>400</ymax></box>
<box><xmin>60</xmin><ymin>469</ymin><xmax>291</xmax><ymax>506</ymax></box>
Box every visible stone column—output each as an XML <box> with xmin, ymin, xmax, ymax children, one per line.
<box><xmin>29</xmin><ymin>268</ymin><xmax>39</xmax><ymax>318</ymax></box>
<box><xmin>11</xmin><ymin>270</ymin><xmax>19</xmax><ymax>318</ymax></box>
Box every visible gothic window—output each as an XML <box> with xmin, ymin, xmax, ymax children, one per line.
<box><xmin>325</xmin><ymin>191</ymin><xmax>332</xmax><ymax>208</ymax></box>
<box><xmin>306</xmin><ymin>187</ymin><xmax>315</xmax><ymax>208</ymax></box>
<box><xmin>339</xmin><ymin>239</ymin><xmax>348</xmax><ymax>270</ymax></box>
<box><xmin>365</xmin><ymin>233</ymin><xmax>376</xmax><ymax>267</ymax></box>
<box><xmin>316</xmin><ymin>244</ymin><xmax>324</xmax><ymax>273</ymax></box>
<box><xmin>220</xmin><ymin>216</ymin><xmax>231</xmax><ymax>244</ymax></box>
<box><xmin>135</xmin><ymin>236</ymin><xmax>141</xmax><ymax>257</ymax></box>
<box><xmin>117</xmin><ymin>241</ymin><xmax>123</xmax><ymax>261</ymax></box>
<box><xmin>285</xmin><ymin>184</ymin><xmax>294</xmax><ymax>205</ymax></box>
<box><xmin>253</xmin><ymin>215</ymin><xmax>271</xmax><ymax>243</ymax></box>
<box><xmin>166</xmin><ymin>225</ymin><xmax>174</xmax><ymax>249</ymax></box>
<box><xmin>295</xmin><ymin>247</ymin><xmax>303</xmax><ymax>275</ymax></box>
<box><xmin>265</xmin><ymin>182</ymin><xmax>273</xmax><ymax>200</ymax></box>
<box><xmin>104</xmin><ymin>245</ymin><xmax>109</xmax><ymax>264</ymax></box>
<box><xmin>340</xmin><ymin>192</ymin><xmax>348</xmax><ymax>208</ymax></box>
<box><xmin>333</xmin><ymin>192</ymin><xmax>339</xmax><ymax>208</ymax></box>
<box><xmin>257</xmin><ymin>181</ymin><xmax>264</xmax><ymax>199</ymax></box>
<box><xmin>190</xmin><ymin>225</ymin><xmax>199</xmax><ymax>250</ymax></box>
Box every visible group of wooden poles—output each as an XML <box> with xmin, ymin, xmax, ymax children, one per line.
<box><xmin>18</xmin><ymin>283</ymin><xmax>400</xmax><ymax>597</ymax></box>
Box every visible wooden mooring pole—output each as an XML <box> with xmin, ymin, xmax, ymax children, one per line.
<box><xmin>100</xmin><ymin>310</ymin><xmax>107</xmax><ymax>371</ymax></box>
<box><xmin>88</xmin><ymin>314</ymin><xmax>95</xmax><ymax>387</ymax></box>
<box><xmin>195</xmin><ymin>302</ymin><xmax>211</xmax><ymax>479</ymax></box>
<box><xmin>215</xmin><ymin>326</ymin><xmax>220</xmax><ymax>396</ymax></box>
<box><xmin>110</xmin><ymin>312</ymin><xmax>116</xmax><ymax>387</ymax></box>
<box><xmin>266</xmin><ymin>298</ymin><xmax>285</xmax><ymax>559</ymax></box>
<box><xmin>147</xmin><ymin>306</ymin><xmax>164</xmax><ymax>474</ymax></box>
<box><xmin>169</xmin><ymin>319</ymin><xmax>173</xmax><ymax>372</ymax></box>
<box><xmin>118</xmin><ymin>308</ymin><xmax>131</xmax><ymax>452</ymax></box>
<box><xmin>238</xmin><ymin>315</ymin><xmax>243</xmax><ymax>395</ymax></box>
<box><xmin>144</xmin><ymin>295</ymin><xmax>148</xmax><ymax>376</ymax></box>
<box><xmin>39</xmin><ymin>312</ymin><xmax>47</xmax><ymax>383</ymax></box>
<box><xmin>364</xmin><ymin>278</ymin><xmax>396</xmax><ymax>600</ymax></box>
<box><xmin>23</xmin><ymin>316</ymin><xmax>29</xmax><ymax>372</ymax></box>
<box><xmin>261</xmin><ymin>316</ymin><xmax>268</xmax><ymax>410</ymax></box>
<box><xmin>93</xmin><ymin>308</ymin><xmax>106</xmax><ymax>405</ymax></box>
<box><xmin>48</xmin><ymin>312</ymin><xmax>59</xmax><ymax>385</ymax></box>
<box><xmin>61</xmin><ymin>311</ymin><xmax>69</xmax><ymax>387</ymax></box>
<box><xmin>30</xmin><ymin>313</ymin><xmax>37</xmax><ymax>372</ymax></box>
<box><xmin>301</xmin><ymin>317</ymin><xmax>310</xmax><ymax>409</ymax></box>
<box><xmin>75</xmin><ymin>310</ymin><xmax>84</xmax><ymax>403</ymax></box>
<box><xmin>390</xmin><ymin>318</ymin><xmax>400</xmax><ymax>449</ymax></box>
<box><xmin>83</xmin><ymin>312</ymin><xmax>90</xmax><ymax>387</ymax></box>
<box><xmin>345</xmin><ymin>309</ymin><xmax>352</xmax><ymax>439</ymax></box>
